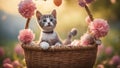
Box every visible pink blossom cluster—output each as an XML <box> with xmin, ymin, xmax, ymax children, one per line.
<box><xmin>18</xmin><ymin>0</ymin><xmax>36</xmax><ymax>18</ymax></box>
<box><xmin>3</xmin><ymin>58</ymin><xmax>21</xmax><ymax>68</ymax></box>
<box><xmin>97</xmin><ymin>64</ymin><xmax>104</xmax><ymax>68</ymax></box>
<box><xmin>89</xmin><ymin>19</ymin><xmax>109</xmax><ymax>38</ymax></box>
<box><xmin>105</xmin><ymin>46</ymin><xmax>113</xmax><ymax>55</ymax></box>
<box><xmin>18</xmin><ymin>29</ymin><xmax>35</xmax><ymax>44</ymax></box>
<box><xmin>78</xmin><ymin>0</ymin><xmax>94</xmax><ymax>7</ymax></box>
<box><xmin>97</xmin><ymin>44</ymin><xmax>105</xmax><ymax>55</ymax></box>
<box><xmin>96</xmin><ymin>55</ymin><xmax>120</xmax><ymax>68</ymax></box>
<box><xmin>70</xmin><ymin>40</ymin><xmax>80</xmax><ymax>46</ymax></box>
<box><xmin>108</xmin><ymin>55</ymin><xmax>120</xmax><ymax>66</ymax></box>
<box><xmin>111</xmin><ymin>55</ymin><xmax>120</xmax><ymax>65</ymax></box>
<box><xmin>14</xmin><ymin>44</ymin><xmax>24</xmax><ymax>55</ymax></box>
<box><xmin>97</xmin><ymin>45</ymin><xmax>113</xmax><ymax>56</ymax></box>
<box><xmin>80</xmin><ymin>18</ymin><xmax>109</xmax><ymax>46</ymax></box>
<box><xmin>80</xmin><ymin>33</ymin><xmax>94</xmax><ymax>45</ymax></box>
<box><xmin>85</xmin><ymin>16</ymin><xmax>91</xmax><ymax>24</ymax></box>
<box><xmin>97</xmin><ymin>46</ymin><xmax>120</xmax><ymax>68</ymax></box>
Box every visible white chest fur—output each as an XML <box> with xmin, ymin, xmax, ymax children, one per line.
<box><xmin>40</xmin><ymin>31</ymin><xmax>57</xmax><ymax>41</ymax></box>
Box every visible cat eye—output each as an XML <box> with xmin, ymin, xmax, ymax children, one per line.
<box><xmin>43</xmin><ymin>19</ymin><xmax>46</xmax><ymax>22</ymax></box>
<box><xmin>50</xmin><ymin>19</ymin><xmax>53</xmax><ymax>21</ymax></box>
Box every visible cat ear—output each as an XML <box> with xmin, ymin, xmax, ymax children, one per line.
<box><xmin>51</xmin><ymin>9</ymin><xmax>56</xmax><ymax>18</ymax></box>
<box><xmin>36</xmin><ymin>10</ymin><xmax>42</xmax><ymax>20</ymax></box>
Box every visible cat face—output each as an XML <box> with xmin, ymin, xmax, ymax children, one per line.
<box><xmin>36</xmin><ymin>10</ymin><xmax>57</xmax><ymax>32</ymax></box>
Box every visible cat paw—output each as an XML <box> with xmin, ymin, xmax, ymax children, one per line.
<box><xmin>95</xmin><ymin>39</ymin><xmax>101</xmax><ymax>45</ymax></box>
<box><xmin>55</xmin><ymin>42</ymin><xmax>62</xmax><ymax>46</ymax></box>
<box><xmin>30</xmin><ymin>41</ymin><xmax>35</xmax><ymax>46</ymax></box>
<box><xmin>40</xmin><ymin>42</ymin><xmax>50</xmax><ymax>50</ymax></box>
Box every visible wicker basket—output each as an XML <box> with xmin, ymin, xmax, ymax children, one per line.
<box><xmin>22</xmin><ymin>43</ymin><xmax>98</xmax><ymax>68</ymax></box>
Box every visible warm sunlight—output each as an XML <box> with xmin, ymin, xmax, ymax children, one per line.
<box><xmin>0</xmin><ymin>0</ymin><xmax>20</xmax><ymax>15</ymax></box>
<box><xmin>1</xmin><ymin>0</ymin><xmax>120</xmax><ymax>68</ymax></box>
<box><xmin>0</xmin><ymin>0</ymin><xmax>56</xmax><ymax>15</ymax></box>
<box><xmin>0</xmin><ymin>0</ymin><xmax>86</xmax><ymax>24</ymax></box>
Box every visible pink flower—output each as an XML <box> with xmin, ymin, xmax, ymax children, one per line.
<box><xmin>108</xmin><ymin>60</ymin><xmax>113</xmax><ymax>65</ymax></box>
<box><xmin>85</xmin><ymin>16</ymin><xmax>91</xmax><ymax>24</ymax></box>
<box><xmin>85</xmin><ymin>0</ymin><xmax>94</xmax><ymax>4</ymax></box>
<box><xmin>78</xmin><ymin>0</ymin><xmax>86</xmax><ymax>7</ymax></box>
<box><xmin>14</xmin><ymin>44</ymin><xmax>24</xmax><ymax>55</ymax></box>
<box><xmin>110</xmin><ymin>0</ymin><xmax>116</xmax><ymax>4</ymax></box>
<box><xmin>3</xmin><ymin>63</ymin><xmax>13</xmax><ymax>68</ymax></box>
<box><xmin>80</xmin><ymin>33</ymin><xmax>94</xmax><ymax>45</ymax></box>
<box><xmin>78</xmin><ymin>0</ymin><xmax>94</xmax><ymax>7</ymax></box>
<box><xmin>18</xmin><ymin>29</ymin><xmax>35</xmax><ymax>44</ymax></box>
<box><xmin>18</xmin><ymin>0</ymin><xmax>36</xmax><ymax>18</ymax></box>
<box><xmin>3</xmin><ymin>58</ymin><xmax>12</xmax><ymax>64</ymax></box>
<box><xmin>12</xmin><ymin>60</ymin><xmax>21</xmax><ymax>68</ymax></box>
<box><xmin>97</xmin><ymin>64</ymin><xmax>104</xmax><ymax>68</ymax></box>
<box><xmin>111</xmin><ymin>55</ymin><xmax>120</xmax><ymax>65</ymax></box>
<box><xmin>70</xmin><ymin>40</ymin><xmax>80</xmax><ymax>46</ymax></box>
<box><xmin>97</xmin><ymin>44</ymin><xmax>105</xmax><ymax>55</ymax></box>
<box><xmin>117</xmin><ymin>65</ymin><xmax>120</xmax><ymax>68</ymax></box>
<box><xmin>89</xmin><ymin>19</ymin><xmax>109</xmax><ymax>38</ymax></box>
<box><xmin>105</xmin><ymin>46</ymin><xmax>113</xmax><ymax>55</ymax></box>
<box><xmin>0</xmin><ymin>47</ymin><xmax>4</xmax><ymax>57</ymax></box>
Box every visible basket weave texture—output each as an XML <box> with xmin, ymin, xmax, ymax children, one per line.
<box><xmin>22</xmin><ymin>43</ymin><xmax>98</xmax><ymax>68</ymax></box>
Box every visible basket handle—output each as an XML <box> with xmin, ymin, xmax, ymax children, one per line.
<box><xmin>84</xmin><ymin>4</ymin><xmax>102</xmax><ymax>46</ymax></box>
<box><xmin>25</xmin><ymin>18</ymin><xmax>31</xmax><ymax>29</ymax></box>
<box><xmin>84</xmin><ymin>4</ymin><xmax>94</xmax><ymax>21</ymax></box>
<box><xmin>84</xmin><ymin>4</ymin><xmax>94</xmax><ymax>33</ymax></box>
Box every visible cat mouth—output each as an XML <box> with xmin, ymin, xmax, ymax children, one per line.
<box><xmin>43</xmin><ymin>24</ymin><xmax>54</xmax><ymax>29</ymax></box>
<box><xmin>45</xmin><ymin>26</ymin><xmax>52</xmax><ymax>28</ymax></box>
<box><xmin>46</xmin><ymin>24</ymin><xmax>54</xmax><ymax>27</ymax></box>
<box><xmin>47</xmin><ymin>24</ymin><xmax>51</xmax><ymax>27</ymax></box>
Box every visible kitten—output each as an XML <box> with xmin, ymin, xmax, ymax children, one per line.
<box><xmin>36</xmin><ymin>10</ymin><xmax>62</xmax><ymax>47</ymax></box>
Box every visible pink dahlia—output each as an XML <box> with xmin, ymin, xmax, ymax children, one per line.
<box><xmin>14</xmin><ymin>44</ymin><xmax>24</xmax><ymax>55</ymax></box>
<box><xmin>85</xmin><ymin>0</ymin><xmax>94</xmax><ymax>4</ymax></box>
<box><xmin>110</xmin><ymin>0</ymin><xmax>116</xmax><ymax>4</ymax></box>
<box><xmin>85</xmin><ymin>16</ymin><xmax>91</xmax><ymax>24</ymax></box>
<box><xmin>97</xmin><ymin>44</ymin><xmax>105</xmax><ymax>55</ymax></box>
<box><xmin>89</xmin><ymin>19</ymin><xmax>109</xmax><ymax>38</ymax></box>
<box><xmin>117</xmin><ymin>65</ymin><xmax>120</xmax><ymax>68</ymax></box>
<box><xmin>111</xmin><ymin>55</ymin><xmax>120</xmax><ymax>65</ymax></box>
<box><xmin>18</xmin><ymin>29</ymin><xmax>35</xmax><ymax>44</ymax></box>
<box><xmin>97</xmin><ymin>64</ymin><xmax>104</xmax><ymax>68</ymax></box>
<box><xmin>3</xmin><ymin>58</ymin><xmax>12</xmax><ymax>64</ymax></box>
<box><xmin>80</xmin><ymin>33</ymin><xmax>94</xmax><ymax>46</ymax></box>
<box><xmin>78</xmin><ymin>0</ymin><xmax>94</xmax><ymax>7</ymax></box>
<box><xmin>12</xmin><ymin>60</ymin><xmax>21</xmax><ymax>68</ymax></box>
<box><xmin>18</xmin><ymin>0</ymin><xmax>36</xmax><ymax>18</ymax></box>
<box><xmin>3</xmin><ymin>63</ymin><xmax>13</xmax><ymax>68</ymax></box>
<box><xmin>70</xmin><ymin>40</ymin><xmax>80</xmax><ymax>46</ymax></box>
<box><xmin>78</xmin><ymin>0</ymin><xmax>86</xmax><ymax>7</ymax></box>
<box><xmin>105</xmin><ymin>46</ymin><xmax>113</xmax><ymax>55</ymax></box>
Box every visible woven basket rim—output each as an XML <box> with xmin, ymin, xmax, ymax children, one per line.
<box><xmin>21</xmin><ymin>43</ymin><xmax>97</xmax><ymax>52</ymax></box>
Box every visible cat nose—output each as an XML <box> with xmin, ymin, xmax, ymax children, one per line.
<box><xmin>48</xmin><ymin>22</ymin><xmax>50</xmax><ymax>25</ymax></box>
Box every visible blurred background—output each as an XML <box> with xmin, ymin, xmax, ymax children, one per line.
<box><xmin>0</xmin><ymin>0</ymin><xmax>120</xmax><ymax>68</ymax></box>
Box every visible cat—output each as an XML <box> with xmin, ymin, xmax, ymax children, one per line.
<box><xmin>36</xmin><ymin>10</ymin><xmax>62</xmax><ymax>48</ymax></box>
<box><xmin>36</xmin><ymin>10</ymin><xmax>78</xmax><ymax>49</ymax></box>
